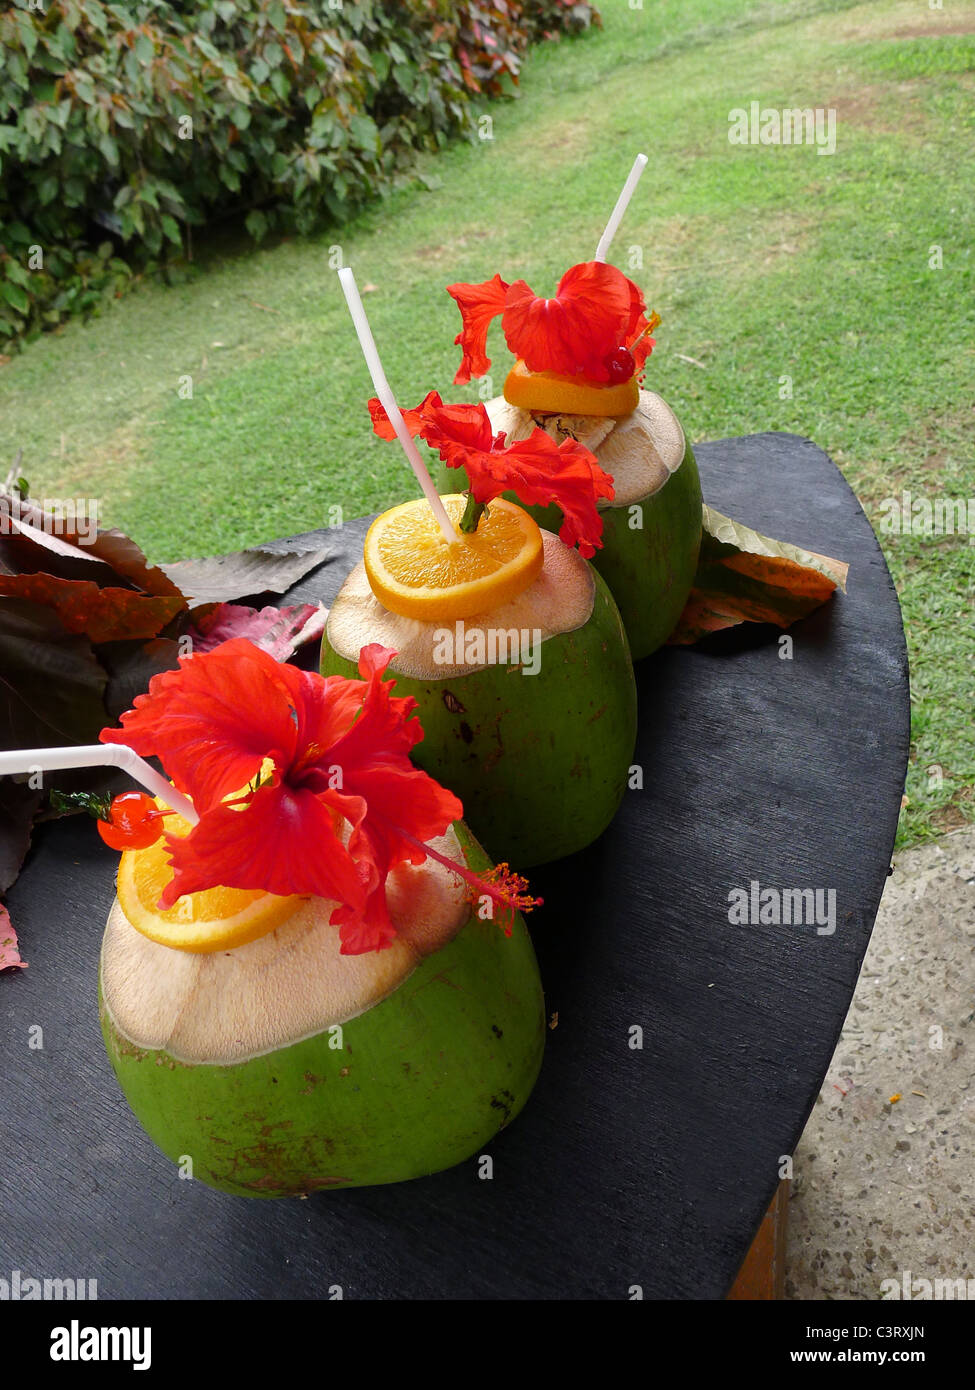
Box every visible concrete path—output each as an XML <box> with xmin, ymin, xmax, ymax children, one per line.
<box><xmin>786</xmin><ymin>827</ymin><xmax>975</xmax><ymax>1299</ymax></box>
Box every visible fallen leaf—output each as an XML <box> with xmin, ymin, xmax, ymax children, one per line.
<box><xmin>668</xmin><ymin>506</ymin><xmax>848</xmax><ymax>644</ymax></box>
<box><xmin>162</xmin><ymin>544</ymin><xmax>332</xmax><ymax>605</ymax></box>
<box><xmin>0</xmin><ymin>597</ymin><xmax>108</xmax><ymax>748</ymax></box>
<box><xmin>0</xmin><ymin>573</ymin><xmax>185</xmax><ymax>643</ymax></box>
<box><xmin>99</xmin><ymin>637</ymin><xmax>182</xmax><ymax>723</ymax></box>
<box><xmin>0</xmin><ymin>486</ymin><xmax>193</xmax><ymax>900</ymax></box>
<box><xmin>0</xmin><ymin>507</ymin><xmax>110</xmax><ymax>580</ymax></box>
<box><xmin>1</xmin><ymin>491</ymin><xmax>182</xmax><ymax>598</ymax></box>
<box><xmin>78</xmin><ymin>526</ymin><xmax>184</xmax><ymax>599</ymax></box>
<box><xmin>0</xmin><ymin>903</ymin><xmax>26</xmax><ymax>970</ymax></box>
<box><xmin>0</xmin><ymin>777</ymin><xmax>45</xmax><ymax>895</ymax></box>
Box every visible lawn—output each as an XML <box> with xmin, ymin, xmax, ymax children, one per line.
<box><xmin>1</xmin><ymin>0</ymin><xmax>973</xmax><ymax>846</ymax></box>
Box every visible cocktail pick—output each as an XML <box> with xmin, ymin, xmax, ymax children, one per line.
<box><xmin>594</xmin><ymin>152</ymin><xmax>648</xmax><ymax>263</ymax></box>
<box><xmin>338</xmin><ymin>265</ymin><xmax>459</xmax><ymax>547</ymax></box>
<box><xmin>0</xmin><ymin>744</ymin><xmax>199</xmax><ymax>824</ymax></box>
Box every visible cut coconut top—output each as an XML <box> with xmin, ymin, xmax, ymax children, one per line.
<box><xmin>101</xmin><ymin>827</ymin><xmax>470</xmax><ymax>1066</ymax></box>
<box><xmin>327</xmin><ymin>528</ymin><xmax>595</xmax><ymax>681</ymax></box>
<box><xmin>486</xmin><ymin>390</ymin><xmax>687</xmax><ymax>508</ymax></box>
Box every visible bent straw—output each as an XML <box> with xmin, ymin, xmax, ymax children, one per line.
<box><xmin>338</xmin><ymin>266</ymin><xmax>458</xmax><ymax>546</ymax></box>
<box><xmin>594</xmin><ymin>152</ymin><xmax>648</xmax><ymax>263</ymax></box>
<box><xmin>0</xmin><ymin>745</ymin><xmax>199</xmax><ymax>825</ymax></box>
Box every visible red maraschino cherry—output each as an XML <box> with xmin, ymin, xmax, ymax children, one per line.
<box><xmin>97</xmin><ymin>792</ymin><xmax>173</xmax><ymax>851</ymax></box>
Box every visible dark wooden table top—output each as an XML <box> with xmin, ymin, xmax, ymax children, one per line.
<box><xmin>1</xmin><ymin>433</ymin><xmax>910</xmax><ymax>1300</ymax></box>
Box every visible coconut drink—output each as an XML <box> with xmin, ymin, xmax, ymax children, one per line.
<box><xmin>19</xmin><ymin>640</ymin><xmax>545</xmax><ymax>1196</ymax></box>
<box><xmin>321</xmin><ymin>271</ymin><xmax>639</xmax><ymax>870</ymax></box>
<box><xmin>322</xmin><ymin>495</ymin><xmax>636</xmax><ymax>868</ymax></box>
<box><xmin>100</xmin><ymin>818</ymin><xmax>545</xmax><ymax>1197</ymax></box>
<box><xmin>476</xmin><ymin>389</ymin><xmax>702</xmax><ymax>662</ymax></box>
<box><xmin>442</xmin><ymin>258</ymin><xmax>702</xmax><ymax>661</ymax></box>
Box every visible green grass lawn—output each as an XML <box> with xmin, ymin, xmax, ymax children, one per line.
<box><xmin>1</xmin><ymin>0</ymin><xmax>973</xmax><ymax>846</ymax></box>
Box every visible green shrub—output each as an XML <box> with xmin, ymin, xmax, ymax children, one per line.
<box><xmin>0</xmin><ymin>0</ymin><xmax>600</xmax><ymax>350</ymax></box>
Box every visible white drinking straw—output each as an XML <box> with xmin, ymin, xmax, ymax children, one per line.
<box><xmin>338</xmin><ymin>266</ymin><xmax>458</xmax><ymax>546</ymax></box>
<box><xmin>594</xmin><ymin>152</ymin><xmax>648</xmax><ymax>263</ymax></box>
<box><xmin>0</xmin><ymin>744</ymin><xmax>199</xmax><ymax>825</ymax></box>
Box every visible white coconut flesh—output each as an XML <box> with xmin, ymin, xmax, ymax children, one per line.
<box><xmin>100</xmin><ymin>827</ymin><xmax>470</xmax><ymax>1066</ymax></box>
<box><xmin>327</xmin><ymin>528</ymin><xmax>596</xmax><ymax>681</ymax></box>
<box><xmin>485</xmin><ymin>389</ymin><xmax>687</xmax><ymax>508</ymax></box>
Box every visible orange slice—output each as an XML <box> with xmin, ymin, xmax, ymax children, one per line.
<box><xmin>504</xmin><ymin>359</ymin><xmax>639</xmax><ymax>417</ymax></box>
<box><xmin>117</xmin><ymin>807</ymin><xmax>301</xmax><ymax>953</ymax></box>
<box><xmin>363</xmin><ymin>493</ymin><xmax>544</xmax><ymax>621</ymax></box>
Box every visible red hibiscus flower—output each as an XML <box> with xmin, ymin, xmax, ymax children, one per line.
<box><xmin>446</xmin><ymin>260</ymin><xmax>657</xmax><ymax>386</ymax></box>
<box><xmin>100</xmin><ymin>639</ymin><xmax>538</xmax><ymax>953</ymax></box>
<box><xmin>369</xmin><ymin>393</ymin><xmax>614</xmax><ymax>558</ymax></box>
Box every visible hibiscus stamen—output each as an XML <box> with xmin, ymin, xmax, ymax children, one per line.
<box><xmin>395</xmin><ymin>827</ymin><xmax>542</xmax><ymax>936</ymax></box>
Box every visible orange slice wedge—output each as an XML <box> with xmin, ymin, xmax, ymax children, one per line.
<box><xmin>363</xmin><ymin>494</ymin><xmax>544</xmax><ymax>621</ymax></box>
<box><xmin>504</xmin><ymin>359</ymin><xmax>640</xmax><ymax>417</ymax></box>
<box><xmin>117</xmin><ymin>807</ymin><xmax>301</xmax><ymax>953</ymax></box>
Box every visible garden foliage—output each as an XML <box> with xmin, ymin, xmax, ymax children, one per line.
<box><xmin>0</xmin><ymin>0</ymin><xmax>599</xmax><ymax>347</ymax></box>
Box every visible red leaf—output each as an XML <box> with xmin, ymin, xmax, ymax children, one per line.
<box><xmin>187</xmin><ymin>602</ymin><xmax>327</xmax><ymax>660</ymax></box>
<box><xmin>0</xmin><ymin>903</ymin><xmax>26</xmax><ymax>971</ymax></box>
<box><xmin>0</xmin><ymin>573</ymin><xmax>185</xmax><ymax>644</ymax></box>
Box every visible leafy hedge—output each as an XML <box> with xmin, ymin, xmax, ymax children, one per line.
<box><xmin>0</xmin><ymin>0</ymin><xmax>600</xmax><ymax>349</ymax></box>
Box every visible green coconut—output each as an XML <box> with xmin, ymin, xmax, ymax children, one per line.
<box><xmin>321</xmin><ymin>532</ymin><xmax>637</xmax><ymax>868</ymax></box>
<box><xmin>435</xmin><ymin>390</ymin><xmax>703</xmax><ymax>660</ymax></box>
<box><xmin>99</xmin><ymin>823</ymin><xmax>545</xmax><ymax>1197</ymax></box>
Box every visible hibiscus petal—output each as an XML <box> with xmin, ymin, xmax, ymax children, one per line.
<box><xmin>424</xmin><ymin>409</ymin><xmax>614</xmax><ymax>558</ymax></box>
<box><xmin>101</xmin><ymin>639</ymin><xmax>300</xmax><ymax>812</ymax></box>
<box><xmin>356</xmin><ymin>643</ymin><xmax>397</xmax><ymax>682</ymax></box>
<box><xmin>319</xmin><ymin>650</ymin><xmax>462</xmax><ymax>890</ymax></box>
<box><xmin>417</xmin><ymin>399</ymin><xmax>496</xmax><ymax>459</ymax></box>
<box><xmin>502</xmin><ymin>261</ymin><xmax>635</xmax><ymax>381</ymax></box>
<box><xmin>345</xmin><ymin>764</ymin><xmax>463</xmax><ymax>869</ymax></box>
<box><xmin>368</xmin><ymin>391</ymin><xmax>444</xmax><ymax>442</ymax></box>
<box><xmin>274</xmin><ymin>661</ymin><xmax>369</xmax><ymax>778</ymax></box>
<box><xmin>157</xmin><ymin>781</ymin><xmax>366</xmax><ymax>911</ymax></box>
<box><xmin>446</xmin><ymin>273</ymin><xmax>509</xmax><ymax>384</ymax></box>
<box><xmin>325</xmin><ymin>648</ymin><xmax>430</xmax><ymax>769</ymax></box>
<box><xmin>327</xmin><ymin>772</ymin><xmax>461</xmax><ymax>957</ymax></box>
<box><xmin>548</xmin><ymin>439</ymin><xmax>616</xmax><ymax>558</ymax></box>
<box><xmin>329</xmin><ymin>888</ymin><xmax>400</xmax><ymax>956</ymax></box>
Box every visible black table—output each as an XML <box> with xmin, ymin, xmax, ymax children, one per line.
<box><xmin>1</xmin><ymin>433</ymin><xmax>910</xmax><ymax>1300</ymax></box>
